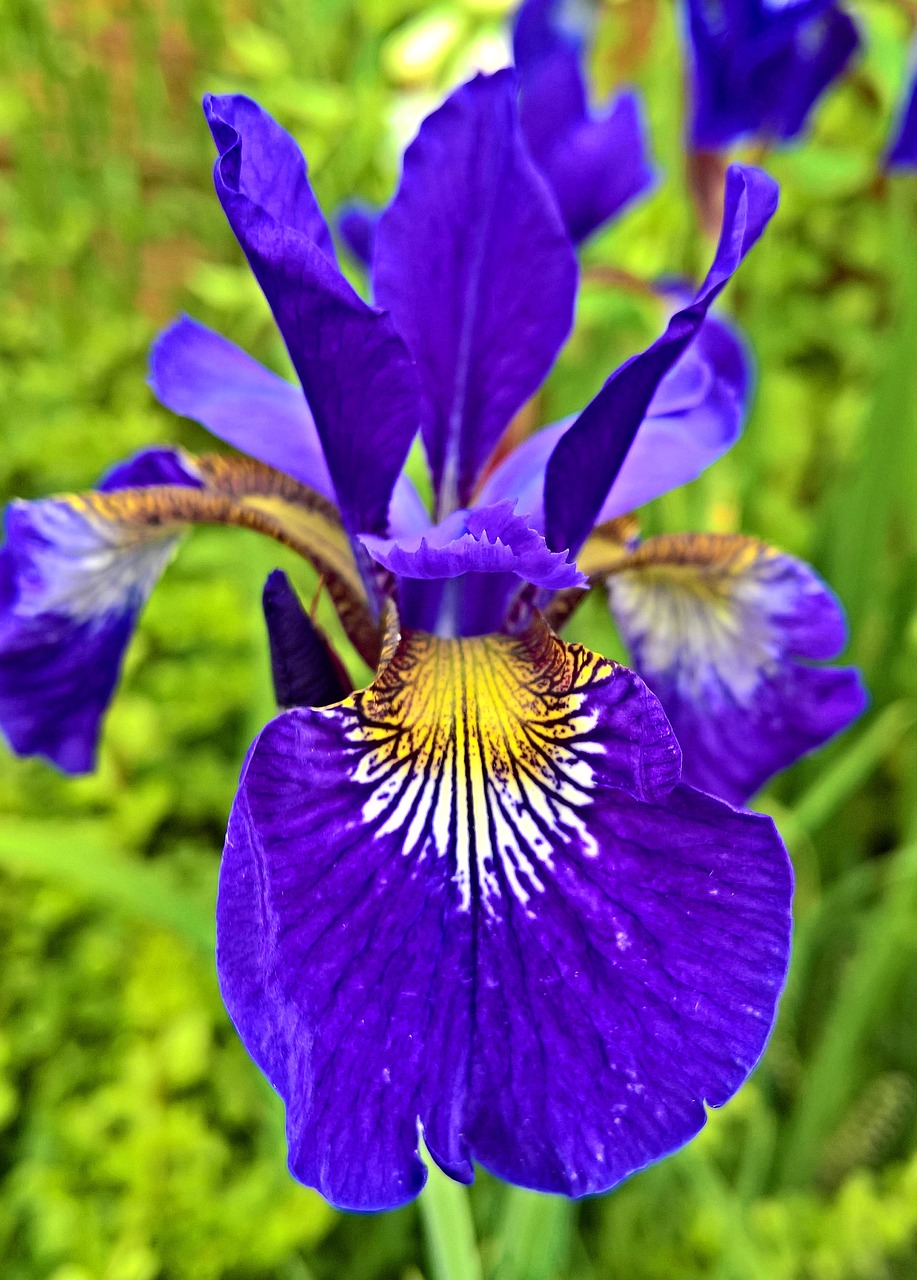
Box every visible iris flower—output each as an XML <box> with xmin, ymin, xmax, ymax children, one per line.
<box><xmin>685</xmin><ymin>0</ymin><xmax>859</xmax><ymax>149</ymax></box>
<box><xmin>338</xmin><ymin>0</ymin><xmax>652</xmax><ymax>265</ymax></box>
<box><xmin>887</xmin><ymin>49</ymin><xmax>917</xmax><ymax>169</ymax></box>
<box><xmin>0</xmin><ymin>71</ymin><xmax>865</xmax><ymax>1210</ymax></box>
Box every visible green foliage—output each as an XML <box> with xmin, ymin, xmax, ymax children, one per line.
<box><xmin>2</xmin><ymin>0</ymin><xmax>917</xmax><ymax>1275</ymax></box>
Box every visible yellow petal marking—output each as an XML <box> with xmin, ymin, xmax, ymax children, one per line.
<box><xmin>329</xmin><ymin>616</ymin><xmax>616</xmax><ymax>913</ymax></box>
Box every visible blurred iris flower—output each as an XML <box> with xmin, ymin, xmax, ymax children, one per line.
<box><xmin>685</xmin><ymin>0</ymin><xmax>859</xmax><ymax>149</ymax></box>
<box><xmin>887</xmin><ymin>48</ymin><xmax>917</xmax><ymax>169</ymax></box>
<box><xmin>339</xmin><ymin>0</ymin><xmax>653</xmax><ymax>263</ymax></box>
<box><xmin>0</xmin><ymin>71</ymin><xmax>865</xmax><ymax>1210</ymax></box>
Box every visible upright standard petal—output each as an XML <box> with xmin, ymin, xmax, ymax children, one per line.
<box><xmin>149</xmin><ymin>316</ymin><xmax>334</xmax><ymax>499</ymax></box>
<box><xmin>598</xmin><ymin>312</ymin><xmax>749</xmax><ymax>520</ymax></box>
<box><xmin>150</xmin><ymin>316</ymin><xmax>428</xmax><ymax>538</ymax></box>
<box><xmin>543</xmin><ymin>164</ymin><xmax>777</xmax><ymax>560</ymax></box>
<box><xmin>218</xmin><ymin>613</ymin><xmax>792</xmax><ymax>1210</ymax></box>
<box><xmin>0</xmin><ymin>452</ymin><xmax>376</xmax><ymax>773</ymax></box>
<box><xmin>477</xmin><ymin>312</ymin><xmax>749</xmax><ymax>527</ymax></box>
<box><xmin>373</xmin><ymin>71</ymin><xmax>578</xmax><ymax>517</ymax></box>
<box><xmin>204</xmin><ymin>93</ymin><xmax>336</xmax><ymax>262</ymax></box>
<box><xmin>205</xmin><ymin>94</ymin><xmax>422</xmax><ymax>536</ymax></box>
<box><xmin>606</xmin><ymin>533</ymin><xmax>867</xmax><ymax>804</ymax></box>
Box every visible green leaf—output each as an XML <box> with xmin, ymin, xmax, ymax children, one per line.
<box><xmin>0</xmin><ymin>819</ymin><xmax>215</xmax><ymax>953</ymax></box>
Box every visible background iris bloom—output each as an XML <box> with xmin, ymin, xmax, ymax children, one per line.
<box><xmin>685</xmin><ymin>0</ymin><xmax>859</xmax><ymax>149</ymax></box>
<box><xmin>887</xmin><ymin>46</ymin><xmax>917</xmax><ymax>169</ymax></box>
<box><xmin>339</xmin><ymin>0</ymin><xmax>653</xmax><ymax>262</ymax></box>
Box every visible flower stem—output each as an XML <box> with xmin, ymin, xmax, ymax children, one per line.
<box><xmin>495</xmin><ymin>1186</ymin><xmax>573</xmax><ymax>1280</ymax></box>
<box><xmin>418</xmin><ymin>1157</ymin><xmax>483</xmax><ymax>1280</ymax></box>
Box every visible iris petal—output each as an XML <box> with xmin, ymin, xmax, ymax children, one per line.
<box><xmin>373</xmin><ymin>70</ymin><xmax>578</xmax><ymax>516</ymax></box>
<box><xmin>100</xmin><ymin>446</ymin><xmax>206</xmax><ymax>492</ymax></box>
<box><xmin>544</xmin><ymin>164</ymin><xmax>777</xmax><ymax>560</ymax></box>
<box><xmin>606</xmin><ymin>532</ymin><xmax>868</xmax><ymax>804</ymax></box>
<box><xmin>514</xmin><ymin>0</ymin><xmax>653</xmax><ymax>244</ymax></box>
<box><xmin>477</xmin><ymin>311</ymin><xmax>749</xmax><ymax>527</ymax></box>
<box><xmin>149</xmin><ymin>316</ymin><xmax>335</xmax><ymax>499</ymax></box>
<box><xmin>0</xmin><ymin>451</ymin><xmax>378</xmax><ymax>772</ymax></box>
<box><xmin>204</xmin><ymin>93</ymin><xmax>337</xmax><ymax>261</ymax></box>
<box><xmin>514</xmin><ymin>0</ymin><xmax>653</xmax><ymax>241</ymax></box>
<box><xmin>467</xmin><ymin>783</ymin><xmax>790</xmax><ymax>1193</ymax></box>
<box><xmin>218</xmin><ymin>613</ymin><xmax>792</xmax><ymax>1210</ymax></box>
<box><xmin>362</xmin><ymin>502</ymin><xmax>584</xmax><ymax>591</ymax></box>
<box><xmin>205</xmin><ymin>93</ymin><xmax>422</xmax><ymax>536</ymax></box>
<box><xmin>597</xmin><ymin>313</ymin><xmax>749</xmax><ymax>521</ymax></box>
<box><xmin>512</xmin><ymin>0</ymin><xmax>590</xmax><ymax>76</ymax></box>
<box><xmin>687</xmin><ymin>0</ymin><xmax>859</xmax><ymax>148</ymax></box>
<box><xmin>887</xmin><ymin>57</ymin><xmax>917</xmax><ymax>170</ymax></box>
<box><xmin>336</xmin><ymin>201</ymin><xmax>380</xmax><ymax>268</ymax></box>
<box><xmin>0</xmin><ymin>448</ymin><xmax>198</xmax><ymax>772</ymax></box>
<box><xmin>148</xmin><ymin>315</ymin><xmax>428</xmax><ymax>537</ymax></box>
<box><xmin>262</xmin><ymin>570</ymin><xmax>351</xmax><ymax>710</ymax></box>
<box><xmin>532</xmin><ymin>93</ymin><xmax>653</xmax><ymax>245</ymax></box>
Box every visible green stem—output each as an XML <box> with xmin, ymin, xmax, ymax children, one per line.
<box><xmin>417</xmin><ymin>1157</ymin><xmax>483</xmax><ymax>1280</ymax></box>
<box><xmin>494</xmin><ymin>1186</ymin><xmax>573</xmax><ymax>1280</ymax></box>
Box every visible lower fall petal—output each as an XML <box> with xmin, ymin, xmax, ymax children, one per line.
<box><xmin>219</xmin><ymin>748</ymin><xmax>475</xmax><ymax>1210</ymax></box>
<box><xmin>466</xmin><ymin>782</ymin><xmax>790</xmax><ymax>1194</ymax></box>
<box><xmin>0</xmin><ymin>448</ymin><xmax>199</xmax><ymax>772</ymax></box>
<box><xmin>0</xmin><ymin>451</ymin><xmax>375</xmax><ymax>773</ymax></box>
<box><xmin>217</xmin><ymin>614</ymin><xmax>792</xmax><ymax>1210</ymax></box>
<box><xmin>606</xmin><ymin>533</ymin><xmax>868</xmax><ymax>804</ymax></box>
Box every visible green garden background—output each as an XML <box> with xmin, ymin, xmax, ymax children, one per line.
<box><xmin>3</xmin><ymin>0</ymin><xmax>917</xmax><ymax>1275</ymax></box>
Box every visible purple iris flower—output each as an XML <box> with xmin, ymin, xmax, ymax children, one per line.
<box><xmin>686</xmin><ymin>0</ymin><xmax>860</xmax><ymax>149</ymax></box>
<box><xmin>0</xmin><ymin>71</ymin><xmax>865</xmax><ymax>1210</ymax></box>
<box><xmin>337</xmin><ymin>0</ymin><xmax>653</xmax><ymax>266</ymax></box>
<box><xmin>337</xmin><ymin>199</ymin><xmax>380</xmax><ymax>266</ymax></box>
<box><xmin>511</xmin><ymin>0</ymin><xmax>653</xmax><ymax>242</ymax></box>
<box><xmin>887</xmin><ymin>49</ymin><xmax>917</xmax><ymax>169</ymax></box>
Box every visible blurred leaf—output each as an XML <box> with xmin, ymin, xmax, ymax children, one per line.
<box><xmin>779</xmin><ymin>842</ymin><xmax>917</xmax><ymax>1189</ymax></box>
<box><xmin>0</xmin><ymin>819</ymin><xmax>214</xmax><ymax>953</ymax></box>
<box><xmin>786</xmin><ymin>701</ymin><xmax>916</xmax><ymax>841</ymax></box>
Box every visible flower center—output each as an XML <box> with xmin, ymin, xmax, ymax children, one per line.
<box><xmin>323</xmin><ymin>620</ymin><xmax>610</xmax><ymax>914</ymax></box>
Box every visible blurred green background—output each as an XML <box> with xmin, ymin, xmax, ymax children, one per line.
<box><xmin>2</xmin><ymin>0</ymin><xmax>917</xmax><ymax>1275</ymax></box>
